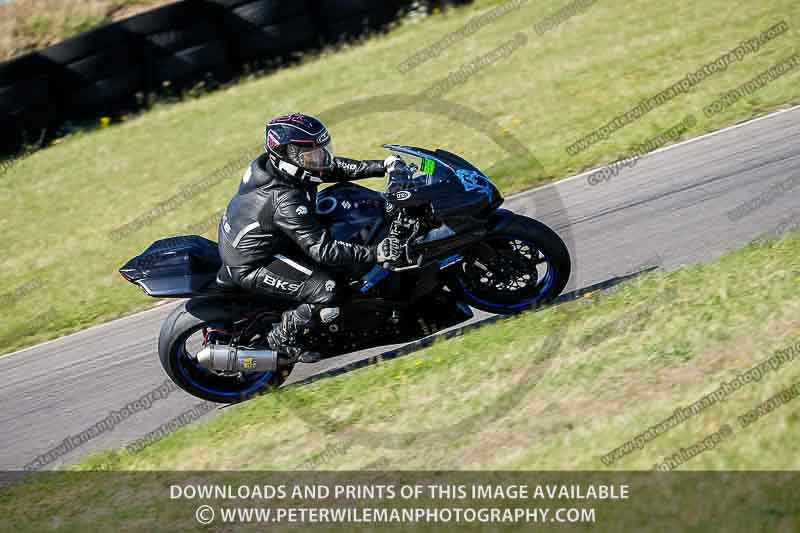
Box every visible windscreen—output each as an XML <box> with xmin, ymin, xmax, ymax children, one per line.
<box><xmin>384</xmin><ymin>144</ymin><xmax>455</xmax><ymax>189</ymax></box>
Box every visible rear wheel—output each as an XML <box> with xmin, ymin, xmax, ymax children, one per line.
<box><xmin>158</xmin><ymin>300</ymin><xmax>292</xmax><ymax>404</ymax></box>
<box><xmin>450</xmin><ymin>215</ymin><xmax>571</xmax><ymax>314</ymax></box>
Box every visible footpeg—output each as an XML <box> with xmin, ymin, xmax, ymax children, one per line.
<box><xmin>196</xmin><ymin>344</ymin><xmax>278</xmax><ymax>373</ymax></box>
<box><xmin>298</xmin><ymin>351</ymin><xmax>322</xmax><ymax>364</ymax></box>
<box><xmin>277</xmin><ymin>346</ymin><xmax>323</xmax><ymax>364</ymax></box>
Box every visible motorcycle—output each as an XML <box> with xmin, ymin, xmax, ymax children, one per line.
<box><xmin>119</xmin><ymin>145</ymin><xmax>571</xmax><ymax>403</ymax></box>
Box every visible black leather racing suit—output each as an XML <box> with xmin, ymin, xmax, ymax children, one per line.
<box><xmin>217</xmin><ymin>153</ymin><xmax>386</xmax><ymax>353</ymax></box>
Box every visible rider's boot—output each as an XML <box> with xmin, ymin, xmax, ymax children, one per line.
<box><xmin>267</xmin><ymin>303</ymin><xmax>323</xmax><ymax>364</ymax></box>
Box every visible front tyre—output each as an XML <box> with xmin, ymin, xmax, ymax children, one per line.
<box><xmin>450</xmin><ymin>214</ymin><xmax>571</xmax><ymax>314</ymax></box>
<box><xmin>158</xmin><ymin>300</ymin><xmax>291</xmax><ymax>404</ymax></box>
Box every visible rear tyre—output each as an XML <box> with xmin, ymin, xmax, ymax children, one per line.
<box><xmin>450</xmin><ymin>214</ymin><xmax>571</xmax><ymax>314</ymax></box>
<box><xmin>158</xmin><ymin>300</ymin><xmax>291</xmax><ymax>403</ymax></box>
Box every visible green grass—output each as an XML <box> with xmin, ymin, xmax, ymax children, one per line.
<box><xmin>2</xmin><ymin>217</ymin><xmax>799</xmax><ymax>531</ymax></box>
<box><xmin>2</xmin><ymin>0</ymin><xmax>800</xmax><ymax>355</ymax></box>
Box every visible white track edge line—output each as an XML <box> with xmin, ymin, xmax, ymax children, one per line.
<box><xmin>513</xmin><ymin>103</ymin><xmax>800</xmax><ymax>195</ymax></box>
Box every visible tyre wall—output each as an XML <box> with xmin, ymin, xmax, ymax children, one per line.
<box><xmin>0</xmin><ymin>0</ymin><xmax>472</xmax><ymax>155</ymax></box>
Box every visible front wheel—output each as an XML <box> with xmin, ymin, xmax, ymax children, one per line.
<box><xmin>158</xmin><ymin>300</ymin><xmax>292</xmax><ymax>404</ymax></box>
<box><xmin>449</xmin><ymin>214</ymin><xmax>571</xmax><ymax>314</ymax></box>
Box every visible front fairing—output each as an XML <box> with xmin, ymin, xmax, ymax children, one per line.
<box><xmin>316</xmin><ymin>147</ymin><xmax>503</xmax><ymax>243</ymax></box>
<box><xmin>383</xmin><ymin>144</ymin><xmax>504</xmax><ymax>214</ymax></box>
<box><xmin>314</xmin><ymin>146</ymin><xmax>505</xmax><ymax>288</ymax></box>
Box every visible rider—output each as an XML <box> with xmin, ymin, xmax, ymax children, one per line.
<box><xmin>217</xmin><ymin>113</ymin><xmax>406</xmax><ymax>363</ymax></box>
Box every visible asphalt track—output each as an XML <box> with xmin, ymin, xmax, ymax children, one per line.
<box><xmin>2</xmin><ymin>105</ymin><xmax>800</xmax><ymax>470</ymax></box>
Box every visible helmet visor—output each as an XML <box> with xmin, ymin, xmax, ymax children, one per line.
<box><xmin>289</xmin><ymin>143</ymin><xmax>335</xmax><ymax>172</ymax></box>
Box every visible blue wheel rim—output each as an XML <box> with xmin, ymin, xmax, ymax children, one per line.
<box><xmin>457</xmin><ymin>238</ymin><xmax>557</xmax><ymax>312</ymax></box>
<box><xmin>176</xmin><ymin>330</ymin><xmax>275</xmax><ymax>398</ymax></box>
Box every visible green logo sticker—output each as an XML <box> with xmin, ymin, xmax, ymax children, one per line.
<box><xmin>421</xmin><ymin>159</ymin><xmax>436</xmax><ymax>175</ymax></box>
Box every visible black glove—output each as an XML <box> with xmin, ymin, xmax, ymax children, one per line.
<box><xmin>383</xmin><ymin>155</ymin><xmax>407</xmax><ymax>173</ymax></box>
<box><xmin>385</xmin><ymin>155</ymin><xmax>411</xmax><ymax>194</ymax></box>
<box><xmin>376</xmin><ymin>237</ymin><xmax>401</xmax><ymax>263</ymax></box>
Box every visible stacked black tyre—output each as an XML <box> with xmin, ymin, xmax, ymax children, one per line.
<box><xmin>131</xmin><ymin>3</ymin><xmax>231</xmax><ymax>93</ymax></box>
<box><xmin>310</xmin><ymin>0</ymin><xmax>413</xmax><ymax>44</ymax></box>
<box><xmin>0</xmin><ymin>0</ymin><xmax>474</xmax><ymax>156</ymax></box>
<box><xmin>0</xmin><ymin>54</ymin><xmax>56</xmax><ymax>153</ymax></box>
<box><xmin>214</xmin><ymin>0</ymin><xmax>317</xmax><ymax>63</ymax></box>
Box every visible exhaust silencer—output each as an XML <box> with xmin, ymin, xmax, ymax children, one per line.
<box><xmin>196</xmin><ymin>344</ymin><xmax>278</xmax><ymax>373</ymax></box>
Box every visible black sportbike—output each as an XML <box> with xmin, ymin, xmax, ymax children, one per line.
<box><xmin>120</xmin><ymin>145</ymin><xmax>571</xmax><ymax>403</ymax></box>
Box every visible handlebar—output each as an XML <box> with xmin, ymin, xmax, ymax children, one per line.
<box><xmin>386</xmin><ymin>159</ymin><xmax>422</xmax><ymax>193</ymax></box>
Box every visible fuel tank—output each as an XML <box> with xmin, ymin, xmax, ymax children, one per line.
<box><xmin>315</xmin><ymin>182</ymin><xmax>385</xmax><ymax>245</ymax></box>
